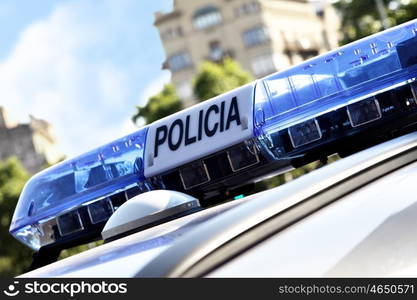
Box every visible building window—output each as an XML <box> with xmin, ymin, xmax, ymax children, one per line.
<box><xmin>243</xmin><ymin>26</ymin><xmax>269</xmax><ymax>48</ymax></box>
<box><xmin>299</xmin><ymin>50</ymin><xmax>319</xmax><ymax>61</ymax></box>
<box><xmin>168</xmin><ymin>52</ymin><xmax>192</xmax><ymax>72</ymax></box>
<box><xmin>251</xmin><ymin>54</ymin><xmax>276</xmax><ymax>77</ymax></box>
<box><xmin>235</xmin><ymin>1</ymin><xmax>261</xmax><ymax>17</ymax></box>
<box><xmin>209</xmin><ymin>41</ymin><xmax>223</xmax><ymax>61</ymax></box>
<box><xmin>162</xmin><ymin>26</ymin><xmax>183</xmax><ymax>40</ymax></box>
<box><xmin>193</xmin><ymin>6</ymin><xmax>222</xmax><ymax>30</ymax></box>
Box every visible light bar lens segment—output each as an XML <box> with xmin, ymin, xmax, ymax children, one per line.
<box><xmin>10</xmin><ymin>127</ymin><xmax>148</xmax><ymax>250</ymax></box>
<box><xmin>254</xmin><ymin>20</ymin><xmax>417</xmax><ymax>160</ymax></box>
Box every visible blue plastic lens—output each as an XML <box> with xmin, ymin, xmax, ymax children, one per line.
<box><xmin>254</xmin><ymin>20</ymin><xmax>417</xmax><ymax>160</ymax></box>
<box><xmin>10</xmin><ymin>127</ymin><xmax>148</xmax><ymax>250</ymax></box>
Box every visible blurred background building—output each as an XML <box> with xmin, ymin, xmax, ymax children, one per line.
<box><xmin>155</xmin><ymin>0</ymin><xmax>340</xmax><ymax>105</ymax></box>
<box><xmin>0</xmin><ymin>107</ymin><xmax>62</xmax><ymax>174</ymax></box>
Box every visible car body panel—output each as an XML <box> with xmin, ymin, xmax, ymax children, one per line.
<box><xmin>20</xmin><ymin>132</ymin><xmax>417</xmax><ymax>277</ymax></box>
<box><xmin>20</xmin><ymin>198</ymin><xmax>247</xmax><ymax>277</ymax></box>
<box><xmin>209</xmin><ymin>160</ymin><xmax>417</xmax><ymax>277</ymax></box>
<box><xmin>137</xmin><ymin>132</ymin><xmax>417</xmax><ymax>277</ymax></box>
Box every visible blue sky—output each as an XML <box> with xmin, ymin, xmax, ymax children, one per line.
<box><xmin>0</xmin><ymin>0</ymin><xmax>172</xmax><ymax>156</ymax></box>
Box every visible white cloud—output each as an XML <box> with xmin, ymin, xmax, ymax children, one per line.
<box><xmin>130</xmin><ymin>71</ymin><xmax>171</xmax><ymax>127</ymax></box>
<box><xmin>137</xmin><ymin>71</ymin><xmax>171</xmax><ymax>106</ymax></box>
<box><xmin>121</xmin><ymin>118</ymin><xmax>138</xmax><ymax>136</ymax></box>
<box><xmin>0</xmin><ymin>0</ymin><xmax>168</xmax><ymax>157</ymax></box>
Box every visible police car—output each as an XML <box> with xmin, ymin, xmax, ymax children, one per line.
<box><xmin>11</xmin><ymin>20</ymin><xmax>417</xmax><ymax>277</ymax></box>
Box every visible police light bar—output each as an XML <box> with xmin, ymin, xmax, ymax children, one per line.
<box><xmin>10</xmin><ymin>128</ymin><xmax>149</xmax><ymax>250</ymax></box>
<box><xmin>11</xmin><ymin>19</ymin><xmax>417</xmax><ymax>251</ymax></box>
<box><xmin>254</xmin><ymin>20</ymin><xmax>417</xmax><ymax>163</ymax></box>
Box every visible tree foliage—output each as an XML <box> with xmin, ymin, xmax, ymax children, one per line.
<box><xmin>132</xmin><ymin>84</ymin><xmax>183</xmax><ymax>125</ymax></box>
<box><xmin>193</xmin><ymin>58</ymin><xmax>253</xmax><ymax>102</ymax></box>
<box><xmin>0</xmin><ymin>157</ymin><xmax>32</xmax><ymax>277</ymax></box>
<box><xmin>335</xmin><ymin>0</ymin><xmax>417</xmax><ymax>45</ymax></box>
<box><xmin>132</xmin><ymin>59</ymin><xmax>252</xmax><ymax>124</ymax></box>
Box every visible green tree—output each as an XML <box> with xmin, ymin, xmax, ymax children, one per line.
<box><xmin>0</xmin><ymin>157</ymin><xmax>32</xmax><ymax>277</ymax></box>
<box><xmin>132</xmin><ymin>59</ymin><xmax>251</xmax><ymax>124</ymax></box>
<box><xmin>132</xmin><ymin>84</ymin><xmax>183</xmax><ymax>125</ymax></box>
<box><xmin>193</xmin><ymin>58</ymin><xmax>253</xmax><ymax>102</ymax></box>
<box><xmin>335</xmin><ymin>0</ymin><xmax>417</xmax><ymax>45</ymax></box>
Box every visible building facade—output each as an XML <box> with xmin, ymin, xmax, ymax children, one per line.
<box><xmin>0</xmin><ymin>107</ymin><xmax>62</xmax><ymax>174</ymax></box>
<box><xmin>155</xmin><ymin>0</ymin><xmax>340</xmax><ymax>105</ymax></box>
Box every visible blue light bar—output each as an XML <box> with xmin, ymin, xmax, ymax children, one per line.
<box><xmin>10</xmin><ymin>127</ymin><xmax>148</xmax><ymax>250</ymax></box>
<box><xmin>11</xmin><ymin>19</ymin><xmax>417</xmax><ymax>252</ymax></box>
<box><xmin>254</xmin><ymin>20</ymin><xmax>417</xmax><ymax>160</ymax></box>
